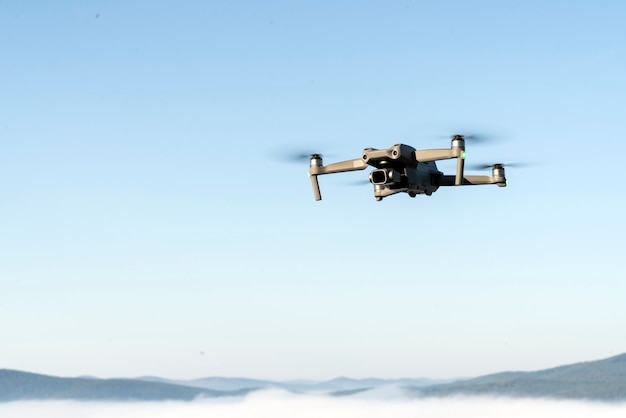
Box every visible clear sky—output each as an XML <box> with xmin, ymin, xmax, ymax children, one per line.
<box><xmin>1</xmin><ymin>1</ymin><xmax>625</xmax><ymax>381</ymax></box>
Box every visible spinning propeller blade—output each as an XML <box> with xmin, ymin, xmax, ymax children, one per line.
<box><xmin>277</xmin><ymin>151</ymin><xmax>325</xmax><ymax>163</ymax></box>
<box><xmin>466</xmin><ymin>162</ymin><xmax>528</xmax><ymax>170</ymax></box>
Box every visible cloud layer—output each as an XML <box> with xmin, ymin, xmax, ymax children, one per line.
<box><xmin>2</xmin><ymin>390</ymin><xmax>626</xmax><ymax>418</ymax></box>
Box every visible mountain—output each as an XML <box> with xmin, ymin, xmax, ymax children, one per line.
<box><xmin>0</xmin><ymin>369</ymin><xmax>254</xmax><ymax>402</ymax></box>
<box><xmin>412</xmin><ymin>352</ymin><xmax>626</xmax><ymax>401</ymax></box>
<box><xmin>138</xmin><ymin>376</ymin><xmax>279</xmax><ymax>391</ymax></box>
<box><xmin>136</xmin><ymin>375</ymin><xmax>448</xmax><ymax>392</ymax></box>
<box><xmin>278</xmin><ymin>377</ymin><xmax>450</xmax><ymax>392</ymax></box>
<box><xmin>0</xmin><ymin>369</ymin><xmax>453</xmax><ymax>402</ymax></box>
<box><xmin>4</xmin><ymin>352</ymin><xmax>626</xmax><ymax>402</ymax></box>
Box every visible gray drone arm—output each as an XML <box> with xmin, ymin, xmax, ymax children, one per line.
<box><xmin>414</xmin><ymin>138</ymin><xmax>466</xmax><ymax>185</ymax></box>
<box><xmin>438</xmin><ymin>174</ymin><xmax>506</xmax><ymax>187</ymax></box>
<box><xmin>414</xmin><ymin>148</ymin><xmax>463</xmax><ymax>162</ymax></box>
<box><xmin>308</xmin><ymin>158</ymin><xmax>369</xmax><ymax>201</ymax></box>
<box><xmin>310</xmin><ymin>158</ymin><xmax>369</xmax><ymax>175</ymax></box>
<box><xmin>439</xmin><ymin>163</ymin><xmax>507</xmax><ymax>187</ymax></box>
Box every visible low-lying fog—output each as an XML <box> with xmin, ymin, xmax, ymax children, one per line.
<box><xmin>2</xmin><ymin>389</ymin><xmax>626</xmax><ymax>418</ymax></box>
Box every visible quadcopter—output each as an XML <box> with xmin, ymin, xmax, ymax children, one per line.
<box><xmin>306</xmin><ymin>135</ymin><xmax>508</xmax><ymax>201</ymax></box>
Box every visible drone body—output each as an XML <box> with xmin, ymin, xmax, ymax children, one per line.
<box><xmin>308</xmin><ymin>135</ymin><xmax>506</xmax><ymax>201</ymax></box>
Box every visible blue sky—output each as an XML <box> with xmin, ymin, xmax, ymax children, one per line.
<box><xmin>1</xmin><ymin>1</ymin><xmax>625</xmax><ymax>380</ymax></box>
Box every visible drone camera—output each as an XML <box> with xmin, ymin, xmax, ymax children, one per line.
<box><xmin>370</xmin><ymin>170</ymin><xmax>387</xmax><ymax>184</ymax></box>
<box><xmin>370</xmin><ymin>168</ymin><xmax>402</xmax><ymax>185</ymax></box>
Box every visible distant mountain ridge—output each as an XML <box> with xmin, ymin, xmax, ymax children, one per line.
<box><xmin>0</xmin><ymin>369</ymin><xmax>450</xmax><ymax>402</ymax></box>
<box><xmin>0</xmin><ymin>369</ymin><xmax>253</xmax><ymax>402</ymax></box>
<box><xmin>137</xmin><ymin>375</ymin><xmax>447</xmax><ymax>392</ymax></box>
<box><xmin>3</xmin><ymin>352</ymin><xmax>626</xmax><ymax>402</ymax></box>
<box><xmin>138</xmin><ymin>375</ymin><xmax>279</xmax><ymax>391</ymax></box>
<box><xmin>414</xmin><ymin>352</ymin><xmax>626</xmax><ymax>401</ymax></box>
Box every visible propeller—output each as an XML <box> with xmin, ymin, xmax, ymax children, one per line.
<box><xmin>276</xmin><ymin>151</ymin><xmax>324</xmax><ymax>163</ymax></box>
<box><xmin>466</xmin><ymin>162</ymin><xmax>529</xmax><ymax>170</ymax></box>
<box><xmin>447</xmin><ymin>132</ymin><xmax>497</xmax><ymax>144</ymax></box>
<box><xmin>268</xmin><ymin>144</ymin><xmax>329</xmax><ymax>164</ymax></box>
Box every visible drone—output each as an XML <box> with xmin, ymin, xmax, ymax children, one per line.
<box><xmin>306</xmin><ymin>135</ymin><xmax>508</xmax><ymax>201</ymax></box>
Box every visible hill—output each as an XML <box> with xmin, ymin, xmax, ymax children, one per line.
<box><xmin>413</xmin><ymin>352</ymin><xmax>626</xmax><ymax>400</ymax></box>
<box><xmin>0</xmin><ymin>369</ymin><xmax>253</xmax><ymax>402</ymax></box>
<box><xmin>138</xmin><ymin>375</ymin><xmax>280</xmax><ymax>391</ymax></box>
<box><xmin>137</xmin><ymin>375</ymin><xmax>447</xmax><ymax>392</ymax></box>
<box><xmin>4</xmin><ymin>352</ymin><xmax>626</xmax><ymax>402</ymax></box>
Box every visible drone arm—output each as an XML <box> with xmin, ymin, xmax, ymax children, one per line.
<box><xmin>309</xmin><ymin>158</ymin><xmax>369</xmax><ymax>175</ymax></box>
<box><xmin>414</xmin><ymin>148</ymin><xmax>463</xmax><ymax>163</ymax></box>
<box><xmin>415</xmin><ymin>148</ymin><xmax>466</xmax><ymax>185</ymax></box>
<box><xmin>308</xmin><ymin>158</ymin><xmax>368</xmax><ymax>201</ymax></box>
<box><xmin>438</xmin><ymin>175</ymin><xmax>506</xmax><ymax>186</ymax></box>
<box><xmin>310</xmin><ymin>175</ymin><xmax>322</xmax><ymax>200</ymax></box>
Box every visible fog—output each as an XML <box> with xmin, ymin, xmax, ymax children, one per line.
<box><xmin>2</xmin><ymin>390</ymin><xmax>626</xmax><ymax>418</ymax></box>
